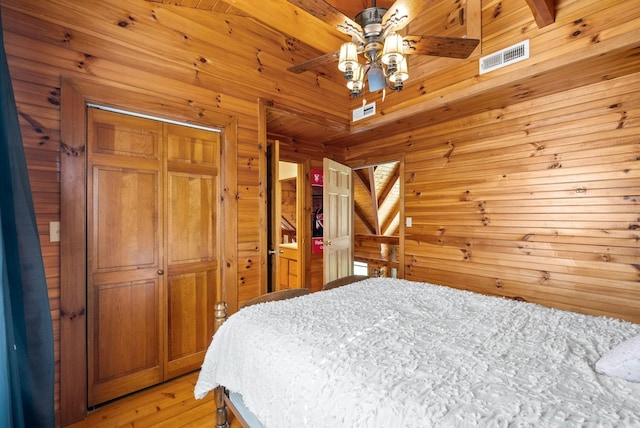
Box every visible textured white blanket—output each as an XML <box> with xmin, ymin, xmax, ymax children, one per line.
<box><xmin>195</xmin><ymin>278</ymin><xmax>640</xmax><ymax>427</ymax></box>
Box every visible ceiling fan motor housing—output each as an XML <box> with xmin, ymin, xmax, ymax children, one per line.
<box><xmin>355</xmin><ymin>7</ymin><xmax>387</xmax><ymax>63</ymax></box>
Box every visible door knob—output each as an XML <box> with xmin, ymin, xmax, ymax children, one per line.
<box><xmin>324</xmin><ymin>240</ymin><xmax>332</xmax><ymax>246</ymax></box>
<box><xmin>157</xmin><ymin>269</ymin><xmax>164</xmax><ymax>275</ymax></box>
<box><xmin>268</xmin><ymin>249</ymin><xmax>284</xmax><ymax>255</ymax></box>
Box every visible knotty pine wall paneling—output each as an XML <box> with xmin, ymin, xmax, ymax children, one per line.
<box><xmin>345</xmin><ymin>71</ymin><xmax>640</xmax><ymax>324</ymax></box>
<box><xmin>3</xmin><ymin>0</ymin><xmax>640</xmax><ymax>424</ymax></box>
<box><xmin>0</xmin><ymin>0</ymin><xmax>347</xmax><ymax>423</ymax></box>
<box><xmin>349</xmin><ymin>0</ymin><xmax>640</xmax><ymax>134</ymax></box>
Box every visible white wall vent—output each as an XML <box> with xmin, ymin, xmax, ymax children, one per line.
<box><xmin>352</xmin><ymin>102</ymin><xmax>376</xmax><ymax>122</ymax></box>
<box><xmin>479</xmin><ymin>39</ymin><xmax>530</xmax><ymax>75</ymax></box>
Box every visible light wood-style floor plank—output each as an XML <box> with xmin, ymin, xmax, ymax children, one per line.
<box><xmin>65</xmin><ymin>371</ymin><xmax>241</xmax><ymax>427</ymax></box>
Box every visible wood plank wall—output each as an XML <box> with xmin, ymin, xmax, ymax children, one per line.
<box><xmin>341</xmin><ymin>0</ymin><xmax>640</xmax><ymax>325</ymax></box>
<box><xmin>351</xmin><ymin>0</ymin><xmax>640</xmax><ymax>133</ymax></box>
<box><xmin>0</xmin><ymin>0</ymin><xmax>346</xmax><ymax>422</ymax></box>
<box><xmin>2</xmin><ymin>0</ymin><xmax>639</xmax><ymax>423</ymax></box>
<box><xmin>345</xmin><ymin>70</ymin><xmax>640</xmax><ymax>323</ymax></box>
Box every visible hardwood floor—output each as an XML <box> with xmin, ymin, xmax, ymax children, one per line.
<box><xmin>65</xmin><ymin>371</ymin><xmax>242</xmax><ymax>427</ymax></box>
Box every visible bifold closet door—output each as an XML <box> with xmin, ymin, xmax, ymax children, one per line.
<box><xmin>164</xmin><ymin>123</ymin><xmax>218</xmax><ymax>379</ymax></box>
<box><xmin>86</xmin><ymin>109</ymin><xmax>220</xmax><ymax>406</ymax></box>
<box><xmin>87</xmin><ymin>109</ymin><xmax>164</xmax><ymax>406</ymax></box>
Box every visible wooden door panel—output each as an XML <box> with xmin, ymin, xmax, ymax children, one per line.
<box><xmin>88</xmin><ymin>109</ymin><xmax>164</xmax><ymax>406</ymax></box>
<box><xmin>94</xmin><ymin>167</ymin><xmax>159</xmax><ymax>271</ymax></box>
<box><xmin>92</xmin><ymin>111</ymin><xmax>160</xmax><ymax>159</ymax></box>
<box><xmin>95</xmin><ymin>281</ymin><xmax>160</xmax><ymax>379</ymax></box>
<box><xmin>323</xmin><ymin>158</ymin><xmax>353</xmax><ymax>283</ymax></box>
<box><xmin>279</xmin><ymin>257</ymin><xmax>289</xmax><ymax>289</ymax></box>
<box><xmin>165</xmin><ymin>124</ymin><xmax>219</xmax><ymax>379</ymax></box>
<box><xmin>165</xmin><ymin>269</ymin><xmax>216</xmax><ymax>378</ymax></box>
<box><xmin>168</xmin><ymin>173</ymin><xmax>216</xmax><ymax>264</ymax></box>
<box><xmin>90</xmin><ymin>279</ymin><xmax>162</xmax><ymax>405</ymax></box>
<box><xmin>167</xmin><ymin>131</ymin><xmax>217</xmax><ymax>167</ymax></box>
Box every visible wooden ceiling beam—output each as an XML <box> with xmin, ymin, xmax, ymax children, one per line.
<box><xmin>354</xmin><ymin>168</ymin><xmax>370</xmax><ymax>189</ymax></box>
<box><xmin>524</xmin><ymin>0</ymin><xmax>555</xmax><ymax>28</ymax></box>
<box><xmin>353</xmin><ymin>169</ymin><xmax>376</xmax><ymax>234</ymax></box>
<box><xmin>220</xmin><ymin>0</ymin><xmax>346</xmax><ymax>54</ymax></box>
<box><xmin>381</xmin><ymin>202</ymin><xmax>400</xmax><ymax>236</ymax></box>
<box><xmin>354</xmin><ymin>201</ymin><xmax>376</xmax><ymax>235</ymax></box>
<box><xmin>266</xmin><ymin>101</ymin><xmax>349</xmax><ymax>133</ymax></box>
<box><xmin>377</xmin><ymin>163</ymin><xmax>400</xmax><ymax>207</ymax></box>
<box><xmin>367</xmin><ymin>167</ymin><xmax>381</xmax><ymax>235</ymax></box>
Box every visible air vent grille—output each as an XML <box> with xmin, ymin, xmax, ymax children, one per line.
<box><xmin>479</xmin><ymin>40</ymin><xmax>530</xmax><ymax>75</ymax></box>
<box><xmin>352</xmin><ymin>102</ymin><xmax>376</xmax><ymax>122</ymax></box>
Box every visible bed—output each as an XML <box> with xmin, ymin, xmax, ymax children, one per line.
<box><xmin>195</xmin><ymin>277</ymin><xmax>640</xmax><ymax>427</ymax></box>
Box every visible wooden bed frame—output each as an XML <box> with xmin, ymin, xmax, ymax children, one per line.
<box><xmin>213</xmin><ymin>386</ymin><xmax>245</xmax><ymax>428</ymax></box>
<box><xmin>210</xmin><ymin>277</ymin><xmax>368</xmax><ymax>428</ymax></box>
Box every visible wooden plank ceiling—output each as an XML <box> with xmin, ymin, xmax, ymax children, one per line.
<box><xmin>143</xmin><ymin>0</ymin><xmax>561</xmax><ymax>147</ymax></box>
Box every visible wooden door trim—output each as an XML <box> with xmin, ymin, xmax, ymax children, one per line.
<box><xmin>60</xmin><ymin>78</ymin><xmax>238</xmax><ymax>426</ymax></box>
<box><xmin>60</xmin><ymin>79</ymin><xmax>88</xmax><ymax>425</ymax></box>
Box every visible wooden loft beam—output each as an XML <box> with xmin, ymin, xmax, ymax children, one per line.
<box><xmin>354</xmin><ymin>202</ymin><xmax>376</xmax><ymax>235</ymax></box>
<box><xmin>381</xmin><ymin>201</ymin><xmax>400</xmax><ymax>236</ymax></box>
<box><xmin>354</xmin><ymin>168</ymin><xmax>370</xmax><ymax>189</ymax></box>
<box><xmin>377</xmin><ymin>164</ymin><xmax>400</xmax><ymax>207</ymax></box>
<box><xmin>353</xmin><ymin>168</ymin><xmax>379</xmax><ymax>235</ymax></box>
<box><xmin>366</xmin><ymin>167</ymin><xmax>381</xmax><ymax>235</ymax></box>
<box><xmin>525</xmin><ymin>0</ymin><xmax>555</xmax><ymax>27</ymax></box>
<box><xmin>219</xmin><ymin>0</ymin><xmax>345</xmax><ymax>54</ymax></box>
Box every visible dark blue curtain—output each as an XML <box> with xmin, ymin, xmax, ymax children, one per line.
<box><xmin>0</xmin><ymin>10</ymin><xmax>55</xmax><ymax>428</ymax></box>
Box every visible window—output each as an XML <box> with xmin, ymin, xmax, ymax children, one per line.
<box><xmin>354</xmin><ymin>261</ymin><xmax>368</xmax><ymax>275</ymax></box>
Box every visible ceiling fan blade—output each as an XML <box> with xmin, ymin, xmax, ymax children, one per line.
<box><xmin>383</xmin><ymin>0</ymin><xmax>437</xmax><ymax>32</ymax></box>
<box><xmin>287</xmin><ymin>0</ymin><xmax>361</xmax><ymax>34</ymax></box>
<box><xmin>287</xmin><ymin>50</ymin><xmax>340</xmax><ymax>74</ymax></box>
<box><xmin>403</xmin><ymin>36</ymin><xmax>480</xmax><ymax>59</ymax></box>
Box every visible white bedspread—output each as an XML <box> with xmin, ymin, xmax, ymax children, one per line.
<box><xmin>195</xmin><ymin>278</ymin><xmax>640</xmax><ymax>427</ymax></box>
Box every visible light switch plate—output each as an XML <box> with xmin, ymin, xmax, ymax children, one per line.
<box><xmin>405</xmin><ymin>217</ymin><xmax>412</xmax><ymax>227</ymax></box>
<box><xmin>49</xmin><ymin>221</ymin><xmax>60</xmax><ymax>242</ymax></box>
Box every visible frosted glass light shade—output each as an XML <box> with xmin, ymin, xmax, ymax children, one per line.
<box><xmin>338</xmin><ymin>42</ymin><xmax>359</xmax><ymax>71</ymax></box>
<box><xmin>381</xmin><ymin>33</ymin><xmax>404</xmax><ymax>65</ymax></box>
<box><xmin>346</xmin><ymin>64</ymin><xmax>365</xmax><ymax>97</ymax></box>
<box><xmin>392</xmin><ymin>57</ymin><xmax>409</xmax><ymax>82</ymax></box>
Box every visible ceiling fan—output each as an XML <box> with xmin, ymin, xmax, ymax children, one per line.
<box><xmin>287</xmin><ymin>0</ymin><xmax>480</xmax><ymax>98</ymax></box>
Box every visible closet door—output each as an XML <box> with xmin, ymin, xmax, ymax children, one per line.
<box><xmin>87</xmin><ymin>110</ymin><xmax>220</xmax><ymax>405</ymax></box>
<box><xmin>87</xmin><ymin>109</ymin><xmax>164</xmax><ymax>406</ymax></box>
<box><xmin>164</xmin><ymin>124</ymin><xmax>218</xmax><ymax>379</ymax></box>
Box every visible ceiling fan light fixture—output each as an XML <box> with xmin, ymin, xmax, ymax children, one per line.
<box><xmin>338</xmin><ymin>42</ymin><xmax>359</xmax><ymax>81</ymax></box>
<box><xmin>381</xmin><ymin>32</ymin><xmax>404</xmax><ymax>74</ymax></box>
<box><xmin>388</xmin><ymin>57</ymin><xmax>409</xmax><ymax>92</ymax></box>
<box><xmin>336</xmin><ymin>20</ymin><xmax>411</xmax><ymax>98</ymax></box>
<box><xmin>289</xmin><ymin>1</ymin><xmax>481</xmax><ymax>102</ymax></box>
<box><xmin>346</xmin><ymin>64</ymin><xmax>365</xmax><ymax>98</ymax></box>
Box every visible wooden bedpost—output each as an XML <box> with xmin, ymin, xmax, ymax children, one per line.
<box><xmin>213</xmin><ymin>303</ymin><xmax>229</xmax><ymax>427</ymax></box>
<box><xmin>214</xmin><ymin>386</ymin><xmax>229</xmax><ymax>428</ymax></box>
<box><xmin>214</xmin><ymin>301</ymin><xmax>228</xmax><ymax>332</ymax></box>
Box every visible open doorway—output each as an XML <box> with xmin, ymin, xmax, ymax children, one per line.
<box><xmin>352</xmin><ymin>160</ymin><xmax>402</xmax><ymax>278</ymax></box>
<box><xmin>267</xmin><ymin>141</ymin><xmax>307</xmax><ymax>292</ymax></box>
<box><xmin>277</xmin><ymin>160</ymin><xmax>301</xmax><ymax>290</ymax></box>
